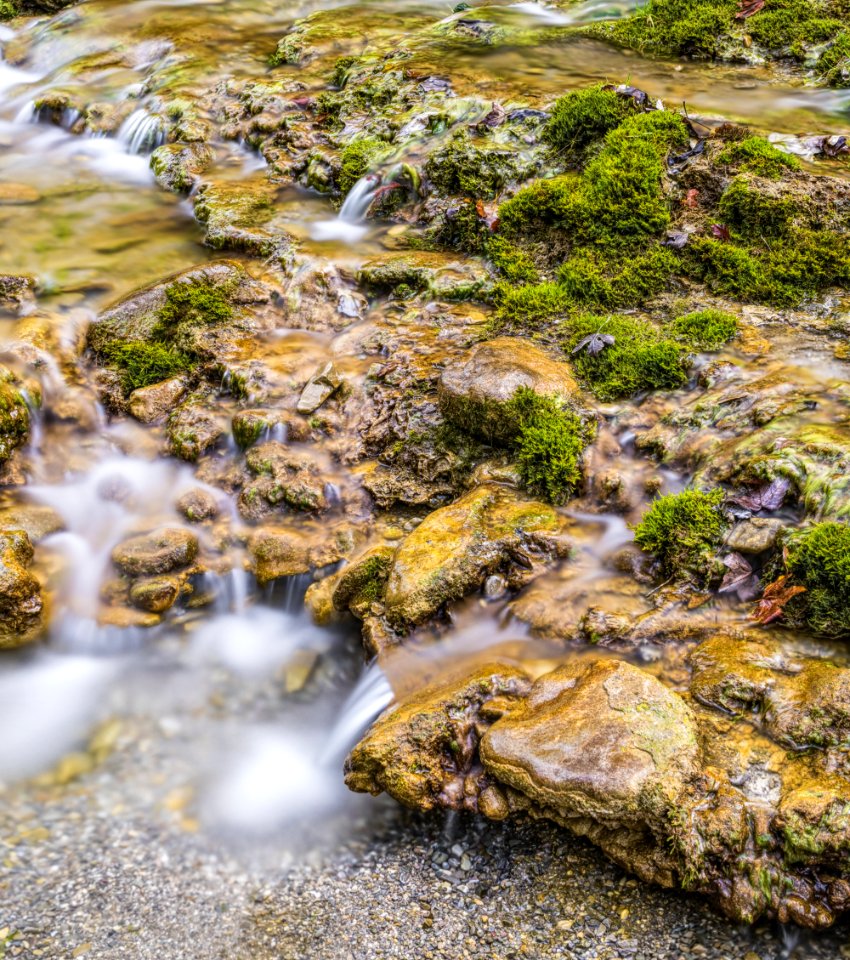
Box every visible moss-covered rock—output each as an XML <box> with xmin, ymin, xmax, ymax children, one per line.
<box><xmin>239</xmin><ymin>441</ymin><xmax>329</xmax><ymax>518</ymax></box>
<box><xmin>150</xmin><ymin>142</ymin><xmax>214</xmax><ymax>194</ymax></box>
<box><xmin>383</xmin><ymin>483</ymin><xmax>569</xmax><ymax>631</ymax></box>
<box><xmin>0</xmin><ymin>367</ymin><xmax>30</xmax><ymax>463</ymax></box>
<box><xmin>331</xmin><ymin>545</ymin><xmax>396</xmax><ymax>616</ymax></box>
<box><xmin>438</xmin><ymin>337</ymin><xmax>581</xmax><ymax>445</ymax></box>
<box><xmin>783</xmin><ymin>522</ymin><xmax>850</xmax><ymax>636</ymax></box>
<box><xmin>112</xmin><ymin>527</ymin><xmax>198</xmax><ymax>577</ymax></box>
<box><xmin>0</xmin><ymin>529</ymin><xmax>44</xmax><ymax>649</ymax></box>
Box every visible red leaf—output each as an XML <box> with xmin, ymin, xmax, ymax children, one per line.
<box><xmin>752</xmin><ymin>575</ymin><xmax>806</xmax><ymax>625</ymax></box>
<box><xmin>711</xmin><ymin>223</ymin><xmax>732</xmax><ymax>241</ymax></box>
<box><xmin>684</xmin><ymin>188</ymin><xmax>700</xmax><ymax>209</ymax></box>
<box><xmin>736</xmin><ymin>0</ymin><xmax>765</xmax><ymax>18</ymax></box>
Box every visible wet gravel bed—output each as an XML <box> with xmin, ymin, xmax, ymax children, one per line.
<box><xmin>2</xmin><ymin>719</ymin><xmax>849</xmax><ymax>960</ymax></box>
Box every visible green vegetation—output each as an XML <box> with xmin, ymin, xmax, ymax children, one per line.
<box><xmin>485</xmin><ymin>237</ymin><xmax>539</xmax><ymax>284</ymax></box>
<box><xmin>716</xmin><ymin>137</ymin><xmax>801</xmax><ymax>180</ymax></box>
<box><xmin>558</xmin><ymin>247</ymin><xmax>677</xmax><ymax>309</ymax></box>
<box><xmin>717</xmin><ymin>178</ymin><xmax>801</xmax><ymax>238</ymax></box>
<box><xmin>0</xmin><ymin>373</ymin><xmax>29</xmax><ymax>462</ymax></box>
<box><xmin>562</xmin><ymin>314</ymin><xmax>690</xmax><ymax>401</ymax></box>
<box><xmin>0</xmin><ymin>1</ymin><xmax>20</xmax><ymax>20</ymax></box>
<box><xmin>101</xmin><ymin>342</ymin><xmax>193</xmax><ymax>393</ymax></box>
<box><xmin>504</xmin><ymin>387</ymin><xmax>594</xmax><ymax>504</ymax></box>
<box><xmin>785</xmin><ymin>522</ymin><xmax>850</xmax><ymax>636</ymax></box>
<box><xmin>339</xmin><ymin>137</ymin><xmax>383</xmax><ymax>195</ymax></box>
<box><xmin>633</xmin><ymin>488</ymin><xmax>727</xmax><ymax>580</ymax></box>
<box><xmin>591</xmin><ymin>0</ymin><xmax>846</xmax><ymax>65</ymax></box>
<box><xmin>98</xmin><ymin>279</ymin><xmax>235</xmax><ymax>395</ymax></box>
<box><xmin>542</xmin><ymin>85</ymin><xmax>634</xmax><ymax>158</ymax></box>
<box><xmin>819</xmin><ymin>31</ymin><xmax>850</xmax><ymax>85</ymax></box>
<box><xmin>424</xmin><ymin>131</ymin><xmax>526</xmax><ymax>199</ymax></box>
<box><xmin>669</xmin><ymin>309</ymin><xmax>738</xmax><ymax>349</ymax></box>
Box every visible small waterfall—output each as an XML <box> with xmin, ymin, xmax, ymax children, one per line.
<box><xmin>264</xmin><ymin>570</ymin><xmax>316</xmax><ymax>614</ymax></box>
<box><xmin>310</xmin><ymin>173</ymin><xmax>381</xmax><ymax>243</ymax></box>
<box><xmin>320</xmin><ymin>662</ymin><xmax>394</xmax><ymax>764</ymax></box>
<box><xmin>117</xmin><ymin>109</ymin><xmax>165</xmax><ymax>155</ymax></box>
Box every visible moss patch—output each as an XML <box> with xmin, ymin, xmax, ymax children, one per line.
<box><xmin>716</xmin><ymin>137</ymin><xmax>801</xmax><ymax>180</ymax></box>
<box><xmin>669</xmin><ymin>309</ymin><xmax>738</xmax><ymax>350</ymax></box>
<box><xmin>785</xmin><ymin>522</ymin><xmax>850</xmax><ymax>636</ymax></box>
<box><xmin>339</xmin><ymin>137</ymin><xmax>383</xmax><ymax>195</ymax></box>
<box><xmin>633</xmin><ymin>488</ymin><xmax>727</xmax><ymax>581</ymax></box>
<box><xmin>542</xmin><ymin>85</ymin><xmax>635</xmax><ymax>158</ymax></box>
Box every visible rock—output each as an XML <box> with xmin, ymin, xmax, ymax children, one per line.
<box><xmin>0</xmin><ymin>274</ymin><xmax>36</xmax><ymax>313</ymax></box>
<box><xmin>167</xmin><ymin>402</ymin><xmax>226</xmax><ymax>462</ymax></box>
<box><xmin>383</xmin><ymin>483</ymin><xmax>569</xmax><ymax>630</ymax></box>
<box><xmin>0</xmin><ymin>183</ymin><xmax>40</xmax><ymax>205</ymax></box>
<box><xmin>282</xmin><ymin>648</ymin><xmax>319</xmax><ymax>693</ymax></box>
<box><xmin>481</xmin><ymin>658</ymin><xmax>700</xmax><ymax>823</ymax></box>
<box><xmin>331</xmin><ymin>545</ymin><xmax>396</xmax><ymax>616</ymax></box>
<box><xmin>129</xmin><ymin>576</ymin><xmax>181</xmax><ymax>613</ymax></box>
<box><xmin>357</xmin><ymin>250</ymin><xmax>491</xmax><ymax>300</ymax></box>
<box><xmin>193</xmin><ymin>180</ymin><xmax>293</xmax><ymax>262</ymax></box>
<box><xmin>231</xmin><ymin>409</ymin><xmax>310</xmax><ymax>449</ymax></box>
<box><xmin>112</xmin><ymin>527</ymin><xmax>198</xmax><ymax>577</ymax></box>
<box><xmin>150</xmin><ymin>142</ymin><xmax>214</xmax><ymax>194</ymax></box>
<box><xmin>0</xmin><ymin>529</ymin><xmax>44</xmax><ymax>649</ymax></box>
<box><xmin>345</xmin><ymin>662</ymin><xmax>532</xmax><ymax>811</ymax></box>
<box><xmin>128</xmin><ymin>376</ymin><xmax>188</xmax><ymax>424</ymax></box>
<box><xmin>0</xmin><ymin>367</ymin><xmax>30</xmax><ymax>463</ymax></box>
<box><xmin>239</xmin><ymin>441</ymin><xmax>329</xmax><ymax>517</ymax></box>
<box><xmin>297</xmin><ymin>361</ymin><xmax>343</xmax><ymax>414</ymax></box>
<box><xmin>438</xmin><ymin>337</ymin><xmax>581</xmax><ymax>444</ymax></box>
<box><xmin>725</xmin><ymin>517</ymin><xmax>784</xmax><ymax>554</ymax></box>
<box><xmin>0</xmin><ymin>504</ymin><xmax>64</xmax><ymax>542</ymax></box>
<box><xmin>175</xmin><ymin>488</ymin><xmax>220</xmax><ymax>523</ymax></box>
<box><xmin>247</xmin><ymin>523</ymin><xmax>353</xmax><ymax>585</ymax></box>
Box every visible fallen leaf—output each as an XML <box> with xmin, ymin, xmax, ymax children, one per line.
<box><xmin>572</xmin><ymin>332</ymin><xmax>615</xmax><ymax>357</ymax></box>
<box><xmin>729</xmin><ymin>477</ymin><xmax>789</xmax><ymax>512</ymax></box>
<box><xmin>736</xmin><ymin>0</ymin><xmax>765</xmax><ymax>18</ymax></box>
<box><xmin>752</xmin><ymin>575</ymin><xmax>806</xmax><ymax>625</ymax></box>
<box><xmin>475</xmin><ymin>199</ymin><xmax>486</xmax><ymax>218</ymax></box>
<box><xmin>684</xmin><ymin>188</ymin><xmax>700</xmax><ymax>208</ymax></box>
<box><xmin>662</xmin><ymin>230</ymin><xmax>689</xmax><ymax>249</ymax></box>
<box><xmin>481</xmin><ymin>102</ymin><xmax>506</xmax><ymax>128</ymax></box>
<box><xmin>719</xmin><ymin>552</ymin><xmax>752</xmax><ymax>593</ymax></box>
<box><xmin>711</xmin><ymin>223</ymin><xmax>732</xmax><ymax>241</ymax></box>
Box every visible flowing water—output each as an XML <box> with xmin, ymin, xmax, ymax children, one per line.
<box><xmin>1</xmin><ymin>0</ymin><xmax>850</xmax><ymax>953</ymax></box>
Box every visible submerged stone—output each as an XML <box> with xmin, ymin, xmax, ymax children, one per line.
<box><xmin>112</xmin><ymin>527</ymin><xmax>198</xmax><ymax>577</ymax></box>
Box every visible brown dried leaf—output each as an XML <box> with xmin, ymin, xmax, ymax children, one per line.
<box><xmin>736</xmin><ymin>0</ymin><xmax>765</xmax><ymax>19</ymax></box>
<box><xmin>684</xmin><ymin>188</ymin><xmax>700</xmax><ymax>209</ymax></box>
<box><xmin>752</xmin><ymin>575</ymin><xmax>806</xmax><ymax>625</ymax></box>
<box><xmin>711</xmin><ymin>223</ymin><xmax>732</xmax><ymax>242</ymax></box>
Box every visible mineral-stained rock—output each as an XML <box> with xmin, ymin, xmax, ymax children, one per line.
<box><xmin>725</xmin><ymin>517</ymin><xmax>784</xmax><ymax>554</ymax></box>
<box><xmin>129</xmin><ymin>575</ymin><xmax>181</xmax><ymax>613</ymax></box>
<box><xmin>247</xmin><ymin>523</ymin><xmax>354</xmax><ymax>585</ymax></box>
<box><xmin>438</xmin><ymin>338</ymin><xmax>581</xmax><ymax>445</ymax></box>
<box><xmin>0</xmin><ymin>274</ymin><xmax>36</xmax><ymax>313</ymax></box>
<box><xmin>175</xmin><ymin>488</ymin><xmax>220</xmax><ymax>523</ymax></box>
<box><xmin>239</xmin><ymin>441</ymin><xmax>329</xmax><ymax>518</ymax></box>
<box><xmin>128</xmin><ymin>376</ymin><xmax>188</xmax><ymax>424</ymax></box>
<box><xmin>688</xmin><ymin>633</ymin><xmax>850</xmax><ymax>749</ymax></box>
<box><xmin>345</xmin><ymin>662</ymin><xmax>532</xmax><ymax>811</ymax></box>
<box><xmin>0</xmin><ymin>367</ymin><xmax>30</xmax><ymax>463</ymax></box>
<box><xmin>383</xmin><ymin>483</ymin><xmax>569</xmax><ymax>630</ymax></box>
<box><xmin>112</xmin><ymin>527</ymin><xmax>198</xmax><ymax>577</ymax></box>
<box><xmin>150</xmin><ymin>142</ymin><xmax>214</xmax><ymax>194</ymax></box>
<box><xmin>0</xmin><ymin>529</ymin><xmax>44</xmax><ymax>649</ymax></box>
<box><xmin>331</xmin><ymin>545</ymin><xmax>396</xmax><ymax>617</ymax></box>
<box><xmin>167</xmin><ymin>402</ymin><xmax>226</xmax><ymax>462</ymax></box>
<box><xmin>480</xmin><ymin>658</ymin><xmax>700</xmax><ymax>823</ymax></box>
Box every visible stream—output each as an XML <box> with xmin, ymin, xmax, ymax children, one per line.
<box><xmin>2</xmin><ymin>0</ymin><xmax>850</xmax><ymax>957</ymax></box>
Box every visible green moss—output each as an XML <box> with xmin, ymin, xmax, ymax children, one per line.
<box><xmin>669</xmin><ymin>309</ymin><xmax>738</xmax><ymax>349</ymax></box>
<box><xmin>594</xmin><ymin>0</ymin><xmax>737</xmax><ymax>59</ymax></box>
<box><xmin>0</xmin><ymin>1</ymin><xmax>20</xmax><ymax>19</ymax></box>
<box><xmin>153</xmin><ymin>278</ymin><xmax>234</xmax><ymax>341</ymax></box>
<box><xmin>562</xmin><ymin>313</ymin><xmax>690</xmax><ymax>401</ymax></box>
<box><xmin>269</xmin><ymin>34</ymin><xmax>302</xmax><ymax>67</ymax></box>
<box><xmin>716</xmin><ymin>178</ymin><xmax>800</xmax><ymax>237</ymax></box>
<box><xmin>818</xmin><ymin>30</ymin><xmax>850</xmax><ymax>85</ymax></box>
<box><xmin>339</xmin><ymin>137</ymin><xmax>383</xmax><ymax>195</ymax></box>
<box><xmin>746</xmin><ymin>0</ymin><xmax>840</xmax><ymax>58</ymax></box>
<box><xmin>0</xmin><ymin>375</ymin><xmax>29</xmax><ymax>462</ymax></box>
<box><xmin>683</xmin><ymin>230</ymin><xmax>850</xmax><ymax>307</ymax></box>
<box><xmin>504</xmin><ymin>387</ymin><xmax>594</xmax><ymax>505</ymax></box>
<box><xmin>491</xmin><ymin>281</ymin><xmax>573</xmax><ymax>334</ymax></box>
<box><xmin>558</xmin><ymin>246</ymin><xmax>677</xmax><ymax>308</ymax></box>
<box><xmin>331</xmin><ymin>55</ymin><xmax>358</xmax><ymax>88</ymax></box>
<box><xmin>716</xmin><ymin>137</ymin><xmax>800</xmax><ymax>180</ymax></box>
<box><xmin>785</xmin><ymin>522</ymin><xmax>850</xmax><ymax>636</ymax></box>
<box><xmin>485</xmin><ymin>237</ymin><xmax>539</xmax><ymax>284</ymax></box>
<box><xmin>498</xmin><ymin>174</ymin><xmax>584</xmax><ymax>239</ymax></box>
<box><xmin>633</xmin><ymin>488</ymin><xmax>727</xmax><ymax>580</ymax></box>
<box><xmin>542</xmin><ymin>85</ymin><xmax>634</xmax><ymax>157</ymax></box>
<box><xmin>425</xmin><ymin>131</ymin><xmax>525</xmax><ymax>199</ymax></box>
<box><xmin>100</xmin><ymin>342</ymin><xmax>193</xmax><ymax>394</ymax></box>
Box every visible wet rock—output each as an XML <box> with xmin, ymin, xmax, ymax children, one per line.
<box><xmin>345</xmin><ymin>662</ymin><xmax>532</xmax><ymax>811</ymax></box>
<box><xmin>167</xmin><ymin>402</ymin><xmax>226</xmax><ymax>462</ymax></box>
<box><xmin>383</xmin><ymin>483</ymin><xmax>569</xmax><ymax>630</ymax></box>
<box><xmin>0</xmin><ymin>183</ymin><xmax>40</xmax><ymax>205</ymax></box>
<box><xmin>193</xmin><ymin>180</ymin><xmax>292</xmax><ymax>262</ymax></box>
<box><xmin>239</xmin><ymin>441</ymin><xmax>329</xmax><ymax>517</ymax></box>
<box><xmin>247</xmin><ymin>523</ymin><xmax>354</xmax><ymax>585</ymax></box>
<box><xmin>112</xmin><ymin>527</ymin><xmax>198</xmax><ymax>577</ymax></box>
<box><xmin>331</xmin><ymin>545</ymin><xmax>396</xmax><ymax>617</ymax></box>
<box><xmin>0</xmin><ymin>274</ymin><xmax>36</xmax><ymax>313</ymax></box>
<box><xmin>231</xmin><ymin>409</ymin><xmax>310</xmax><ymax>450</ymax></box>
<box><xmin>0</xmin><ymin>504</ymin><xmax>64</xmax><ymax>542</ymax></box>
<box><xmin>175</xmin><ymin>488</ymin><xmax>220</xmax><ymax>523</ymax></box>
<box><xmin>296</xmin><ymin>361</ymin><xmax>343</xmax><ymax>414</ymax></box>
<box><xmin>129</xmin><ymin>576</ymin><xmax>181</xmax><ymax>613</ymax></box>
<box><xmin>481</xmin><ymin>658</ymin><xmax>700</xmax><ymax>823</ymax></box>
<box><xmin>150</xmin><ymin>142</ymin><xmax>214</xmax><ymax>194</ymax></box>
<box><xmin>358</xmin><ymin>251</ymin><xmax>490</xmax><ymax>300</ymax></box>
<box><xmin>0</xmin><ymin>529</ymin><xmax>44</xmax><ymax>649</ymax></box>
<box><xmin>128</xmin><ymin>376</ymin><xmax>189</xmax><ymax>424</ymax></box>
<box><xmin>0</xmin><ymin>367</ymin><xmax>30</xmax><ymax>463</ymax></box>
<box><xmin>725</xmin><ymin>517</ymin><xmax>784</xmax><ymax>554</ymax></box>
<box><xmin>438</xmin><ymin>337</ymin><xmax>580</xmax><ymax>444</ymax></box>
